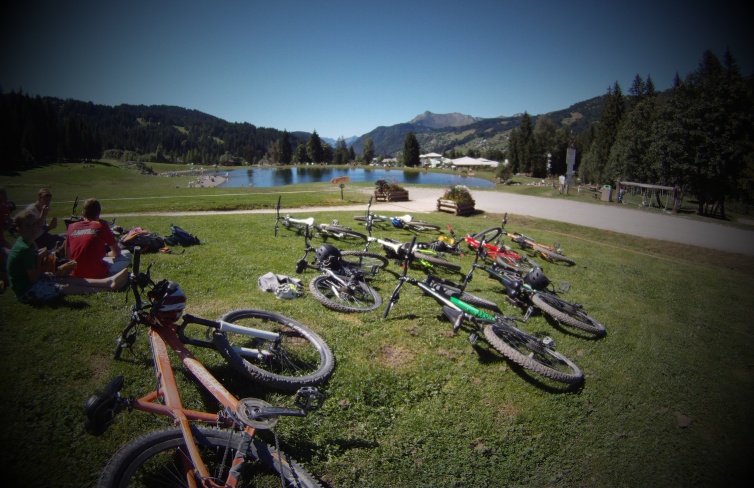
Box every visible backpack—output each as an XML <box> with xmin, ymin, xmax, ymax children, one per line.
<box><xmin>119</xmin><ymin>227</ymin><xmax>166</xmax><ymax>253</ymax></box>
<box><xmin>164</xmin><ymin>224</ymin><xmax>200</xmax><ymax>247</ymax></box>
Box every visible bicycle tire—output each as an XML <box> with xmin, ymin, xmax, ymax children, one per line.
<box><xmin>483</xmin><ymin>321</ymin><xmax>583</xmax><ymax>384</ymax></box>
<box><xmin>317</xmin><ymin>224</ymin><xmax>366</xmax><ymax>240</ymax></box>
<box><xmin>404</xmin><ymin>221</ymin><xmax>440</xmax><ymax>232</ymax></box>
<box><xmin>412</xmin><ymin>250</ymin><xmax>462</xmax><ymax>272</ymax></box>
<box><xmin>471</xmin><ymin>227</ymin><xmax>503</xmax><ymax>245</ymax></box>
<box><xmin>531</xmin><ymin>293</ymin><xmax>606</xmax><ymax>336</ymax></box>
<box><xmin>98</xmin><ymin>427</ymin><xmax>322</xmax><ymax>488</ymax></box>
<box><xmin>531</xmin><ymin>244</ymin><xmax>575</xmax><ymax>265</ymax></box>
<box><xmin>309</xmin><ymin>275</ymin><xmax>382</xmax><ymax>313</ymax></box>
<box><xmin>354</xmin><ymin>215</ymin><xmax>387</xmax><ymax>223</ymax></box>
<box><xmin>341</xmin><ymin>250</ymin><xmax>389</xmax><ymax>270</ymax></box>
<box><xmin>212</xmin><ymin>309</ymin><xmax>334</xmax><ymax>391</ymax></box>
<box><xmin>494</xmin><ymin>254</ymin><xmax>536</xmax><ymax>274</ymax></box>
<box><xmin>433</xmin><ymin>283</ymin><xmax>500</xmax><ymax>312</ymax></box>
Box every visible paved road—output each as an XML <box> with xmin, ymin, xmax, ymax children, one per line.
<box><xmin>106</xmin><ymin>186</ymin><xmax>754</xmax><ymax>256</ymax></box>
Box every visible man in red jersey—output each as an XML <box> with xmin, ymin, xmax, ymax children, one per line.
<box><xmin>65</xmin><ymin>198</ymin><xmax>131</xmax><ymax>279</ymax></box>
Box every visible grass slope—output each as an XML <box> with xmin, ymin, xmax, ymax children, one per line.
<box><xmin>0</xmin><ymin>163</ymin><xmax>752</xmax><ymax>487</ymax></box>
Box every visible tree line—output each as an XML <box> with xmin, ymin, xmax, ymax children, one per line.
<box><xmin>503</xmin><ymin>49</ymin><xmax>753</xmax><ymax>218</ymax></box>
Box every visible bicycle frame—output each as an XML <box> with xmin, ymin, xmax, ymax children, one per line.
<box><xmin>92</xmin><ymin>247</ymin><xmax>324</xmax><ymax>487</ymax></box>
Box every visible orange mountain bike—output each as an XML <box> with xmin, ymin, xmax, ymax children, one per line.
<box><xmin>85</xmin><ymin>247</ymin><xmax>329</xmax><ymax>487</ymax></box>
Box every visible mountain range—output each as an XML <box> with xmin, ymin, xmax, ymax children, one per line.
<box><xmin>346</xmin><ymin>95</ymin><xmax>604</xmax><ymax>157</ymax></box>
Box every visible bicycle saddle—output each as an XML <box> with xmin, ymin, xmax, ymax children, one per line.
<box><xmin>294</xmin><ymin>216</ymin><xmax>315</xmax><ymax>226</ymax></box>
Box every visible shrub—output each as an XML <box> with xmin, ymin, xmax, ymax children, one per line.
<box><xmin>441</xmin><ymin>185</ymin><xmax>474</xmax><ymax>203</ymax></box>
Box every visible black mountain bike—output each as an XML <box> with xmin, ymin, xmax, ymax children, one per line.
<box><xmin>462</xmin><ymin>239</ymin><xmax>606</xmax><ymax>337</ymax></box>
<box><xmin>295</xmin><ymin>226</ymin><xmax>385</xmax><ymax>313</ymax></box>
<box><xmin>382</xmin><ymin>237</ymin><xmax>584</xmax><ymax>384</ymax></box>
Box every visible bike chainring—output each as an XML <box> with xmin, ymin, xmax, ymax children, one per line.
<box><xmin>236</xmin><ymin>398</ymin><xmax>278</xmax><ymax>429</ymax></box>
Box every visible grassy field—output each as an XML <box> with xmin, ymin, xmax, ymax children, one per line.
<box><xmin>1</xmin><ymin>163</ymin><xmax>753</xmax><ymax>487</ymax></box>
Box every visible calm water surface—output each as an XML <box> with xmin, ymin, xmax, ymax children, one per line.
<box><xmin>212</xmin><ymin>167</ymin><xmax>495</xmax><ymax>188</ymax></box>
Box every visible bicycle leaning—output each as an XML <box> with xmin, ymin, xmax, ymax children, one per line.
<box><xmin>295</xmin><ymin>226</ymin><xmax>385</xmax><ymax>313</ymax></box>
<box><xmin>382</xmin><ymin>237</ymin><xmax>584</xmax><ymax>385</ymax></box>
<box><xmin>85</xmin><ymin>247</ymin><xmax>331</xmax><ymax>487</ymax></box>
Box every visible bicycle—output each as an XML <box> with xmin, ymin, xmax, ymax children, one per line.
<box><xmin>363</xmin><ymin>233</ymin><xmax>462</xmax><ymax>273</ymax></box>
<box><xmin>452</xmin><ymin>224</ymin><xmax>536</xmax><ymax>273</ymax></box>
<box><xmin>354</xmin><ymin>197</ymin><xmax>440</xmax><ymax>232</ymax></box>
<box><xmin>85</xmin><ymin>247</ymin><xmax>330</xmax><ymax>487</ymax></box>
<box><xmin>462</xmin><ymin>239</ymin><xmax>606</xmax><ymax>337</ymax></box>
<box><xmin>475</xmin><ymin>213</ymin><xmax>575</xmax><ymax>265</ymax></box>
<box><xmin>382</xmin><ymin>237</ymin><xmax>584</xmax><ymax>385</ymax></box>
<box><xmin>274</xmin><ymin>195</ymin><xmax>366</xmax><ymax>240</ymax></box>
<box><xmin>295</xmin><ymin>226</ymin><xmax>384</xmax><ymax>313</ymax></box>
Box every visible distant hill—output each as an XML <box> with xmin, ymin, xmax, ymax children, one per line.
<box><xmin>409</xmin><ymin>111</ymin><xmax>484</xmax><ymax>129</ymax></box>
<box><xmin>351</xmin><ymin>96</ymin><xmax>606</xmax><ymax>157</ymax></box>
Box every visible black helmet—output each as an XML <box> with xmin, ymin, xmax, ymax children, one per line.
<box><xmin>315</xmin><ymin>244</ymin><xmax>342</xmax><ymax>268</ymax></box>
<box><xmin>524</xmin><ymin>266</ymin><xmax>550</xmax><ymax>290</ymax></box>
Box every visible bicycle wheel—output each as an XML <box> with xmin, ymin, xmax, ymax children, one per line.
<box><xmin>341</xmin><ymin>250</ymin><xmax>389</xmax><ymax>271</ymax></box>
<box><xmin>98</xmin><ymin>427</ymin><xmax>322</xmax><ymax>488</ymax></box>
<box><xmin>531</xmin><ymin>293</ymin><xmax>606</xmax><ymax>336</ymax></box>
<box><xmin>433</xmin><ymin>283</ymin><xmax>500</xmax><ymax>312</ymax></box>
<box><xmin>318</xmin><ymin>224</ymin><xmax>366</xmax><ymax>241</ymax></box>
<box><xmin>412</xmin><ymin>250</ymin><xmax>462</xmax><ymax>272</ymax></box>
<box><xmin>212</xmin><ymin>309</ymin><xmax>334</xmax><ymax>391</ymax></box>
<box><xmin>309</xmin><ymin>275</ymin><xmax>382</xmax><ymax>313</ymax></box>
<box><xmin>471</xmin><ymin>227</ymin><xmax>502</xmax><ymax>245</ymax></box>
<box><xmin>494</xmin><ymin>254</ymin><xmax>536</xmax><ymax>274</ymax></box>
<box><xmin>354</xmin><ymin>215</ymin><xmax>387</xmax><ymax>223</ymax></box>
<box><xmin>483</xmin><ymin>321</ymin><xmax>583</xmax><ymax>384</ymax></box>
<box><xmin>404</xmin><ymin>221</ymin><xmax>440</xmax><ymax>232</ymax></box>
<box><xmin>531</xmin><ymin>244</ymin><xmax>575</xmax><ymax>265</ymax></box>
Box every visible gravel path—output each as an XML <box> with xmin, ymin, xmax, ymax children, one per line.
<box><xmin>105</xmin><ymin>186</ymin><xmax>754</xmax><ymax>256</ymax></box>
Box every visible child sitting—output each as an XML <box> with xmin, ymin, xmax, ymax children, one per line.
<box><xmin>7</xmin><ymin>209</ymin><xmax>127</xmax><ymax>304</ymax></box>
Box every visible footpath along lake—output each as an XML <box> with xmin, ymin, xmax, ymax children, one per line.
<box><xmin>211</xmin><ymin>166</ymin><xmax>495</xmax><ymax>188</ymax></box>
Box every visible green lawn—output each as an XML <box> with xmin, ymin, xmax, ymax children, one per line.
<box><xmin>1</xmin><ymin>163</ymin><xmax>752</xmax><ymax>487</ymax></box>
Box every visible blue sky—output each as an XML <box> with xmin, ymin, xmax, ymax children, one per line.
<box><xmin>2</xmin><ymin>0</ymin><xmax>751</xmax><ymax>140</ymax></box>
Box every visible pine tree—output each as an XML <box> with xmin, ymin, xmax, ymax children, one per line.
<box><xmin>277</xmin><ymin>130</ymin><xmax>292</xmax><ymax>164</ymax></box>
<box><xmin>362</xmin><ymin>136</ymin><xmax>375</xmax><ymax>164</ymax></box>
<box><xmin>403</xmin><ymin>131</ymin><xmax>421</xmax><ymax>167</ymax></box>
<box><xmin>306</xmin><ymin>130</ymin><xmax>324</xmax><ymax>163</ymax></box>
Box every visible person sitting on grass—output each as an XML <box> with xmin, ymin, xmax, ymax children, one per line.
<box><xmin>6</xmin><ymin>209</ymin><xmax>128</xmax><ymax>304</ymax></box>
<box><xmin>24</xmin><ymin>187</ymin><xmax>65</xmax><ymax>251</ymax></box>
<box><xmin>65</xmin><ymin>198</ymin><xmax>131</xmax><ymax>279</ymax></box>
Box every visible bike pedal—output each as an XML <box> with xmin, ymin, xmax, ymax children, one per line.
<box><xmin>468</xmin><ymin>332</ymin><xmax>479</xmax><ymax>345</ymax></box>
<box><xmin>84</xmin><ymin>376</ymin><xmax>125</xmax><ymax>436</ymax></box>
<box><xmin>523</xmin><ymin>306</ymin><xmax>534</xmax><ymax>321</ymax></box>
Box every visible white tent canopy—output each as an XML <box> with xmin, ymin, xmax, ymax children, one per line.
<box><xmin>420</xmin><ymin>152</ymin><xmax>443</xmax><ymax>159</ymax></box>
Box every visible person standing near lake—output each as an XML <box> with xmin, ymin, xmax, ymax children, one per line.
<box><xmin>65</xmin><ymin>198</ymin><xmax>131</xmax><ymax>279</ymax></box>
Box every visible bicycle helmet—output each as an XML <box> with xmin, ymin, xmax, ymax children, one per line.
<box><xmin>315</xmin><ymin>244</ymin><xmax>342</xmax><ymax>268</ymax></box>
<box><xmin>150</xmin><ymin>281</ymin><xmax>187</xmax><ymax>325</ymax></box>
<box><xmin>390</xmin><ymin>218</ymin><xmax>404</xmax><ymax>228</ymax></box>
<box><xmin>524</xmin><ymin>266</ymin><xmax>550</xmax><ymax>290</ymax></box>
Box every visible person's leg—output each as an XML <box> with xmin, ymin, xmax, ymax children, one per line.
<box><xmin>104</xmin><ymin>250</ymin><xmax>131</xmax><ymax>275</ymax></box>
<box><xmin>59</xmin><ymin>268</ymin><xmax>128</xmax><ymax>292</ymax></box>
